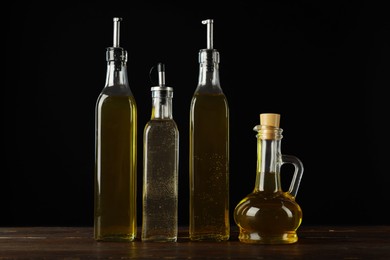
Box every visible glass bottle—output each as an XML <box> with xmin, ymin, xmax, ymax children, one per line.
<box><xmin>189</xmin><ymin>19</ymin><xmax>230</xmax><ymax>241</ymax></box>
<box><xmin>142</xmin><ymin>63</ymin><xmax>179</xmax><ymax>242</ymax></box>
<box><xmin>94</xmin><ymin>17</ymin><xmax>137</xmax><ymax>242</ymax></box>
<box><xmin>234</xmin><ymin>113</ymin><xmax>303</xmax><ymax>244</ymax></box>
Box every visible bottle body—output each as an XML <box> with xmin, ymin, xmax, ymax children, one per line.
<box><xmin>142</xmin><ymin>120</ymin><xmax>179</xmax><ymax>242</ymax></box>
<box><xmin>189</xmin><ymin>49</ymin><xmax>230</xmax><ymax>241</ymax></box>
<box><xmin>142</xmin><ymin>87</ymin><xmax>179</xmax><ymax>242</ymax></box>
<box><xmin>234</xmin><ymin>191</ymin><xmax>302</xmax><ymax>244</ymax></box>
<box><xmin>94</xmin><ymin>48</ymin><xmax>137</xmax><ymax>242</ymax></box>
<box><xmin>234</xmin><ymin>117</ymin><xmax>303</xmax><ymax>244</ymax></box>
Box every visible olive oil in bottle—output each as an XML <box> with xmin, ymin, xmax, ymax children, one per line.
<box><xmin>189</xmin><ymin>19</ymin><xmax>230</xmax><ymax>241</ymax></box>
<box><xmin>234</xmin><ymin>113</ymin><xmax>304</xmax><ymax>244</ymax></box>
<box><xmin>94</xmin><ymin>17</ymin><xmax>137</xmax><ymax>242</ymax></box>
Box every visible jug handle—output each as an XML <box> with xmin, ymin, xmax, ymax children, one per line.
<box><xmin>282</xmin><ymin>155</ymin><xmax>304</xmax><ymax>198</ymax></box>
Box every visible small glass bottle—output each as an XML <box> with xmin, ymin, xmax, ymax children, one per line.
<box><xmin>189</xmin><ymin>19</ymin><xmax>230</xmax><ymax>241</ymax></box>
<box><xmin>94</xmin><ymin>17</ymin><xmax>137</xmax><ymax>242</ymax></box>
<box><xmin>234</xmin><ymin>113</ymin><xmax>303</xmax><ymax>244</ymax></box>
<box><xmin>142</xmin><ymin>63</ymin><xmax>179</xmax><ymax>242</ymax></box>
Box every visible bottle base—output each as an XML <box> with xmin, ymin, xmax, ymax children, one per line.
<box><xmin>95</xmin><ymin>234</ymin><xmax>136</xmax><ymax>242</ymax></box>
<box><xmin>238</xmin><ymin>231</ymin><xmax>298</xmax><ymax>244</ymax></box>
<box><xmin>190</xmin><ymin>234</ymin><xmax>229</xmax><ymax>242</ymax></box>
<box><xmin>141</xmin><ymin>236</ymin><xmax>177</xmax><ymax>242</ymax></box>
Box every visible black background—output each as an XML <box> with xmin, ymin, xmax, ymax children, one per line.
<box><xmin>3</xmin><ymin>1</ymin><xmax>389</xmax><ymax>227</ymax></box>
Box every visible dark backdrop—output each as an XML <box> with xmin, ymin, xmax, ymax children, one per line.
<box><xmin>3</xmin><ymin>1</ymin><xmax>389</xmax><ymax>227</ymax></box>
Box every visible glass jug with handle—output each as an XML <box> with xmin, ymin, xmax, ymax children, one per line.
<box><xmin>233</xmin><ymin>113</ymin><xmax>304</xmax><ymax>244</ymax></box>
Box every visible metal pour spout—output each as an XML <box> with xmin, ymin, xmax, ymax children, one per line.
<box><xmin>202</xmin><ymin>19</ymin><xmax>214</xmax><ymax>49</ymax></box>
<box><xmin>113</xmin><ymin>17</ymin><xmax>122</xmax><ymax>47</ymax></box>
<box><xmin>157</xmin><ymin>62</ymin><xmax>165</xmax><ymax>86</ymax></box>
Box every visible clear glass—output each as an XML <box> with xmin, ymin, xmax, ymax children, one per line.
<box><xmin>233</xmin><ymin>126</ymin><xmax>303</xmax><ymax>244</ymax></box>
<box><xmin>142</xmin><ymin>90</ymin><xmax>179</xmax><ymax>242</ymax></box>
<box><xmin>189</xmin><ymin>49</ymin><xmax>230</xmax><ymax>241</ymax></box>
<box><xmin>94</xmin><ymin>48</ymin><xmax>137</xmax><ymax>242</ymax></box>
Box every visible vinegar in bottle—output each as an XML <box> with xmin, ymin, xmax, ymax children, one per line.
<box><xmin>142</xmin><ymin>63</ymin><xmax>179</xmax><ymax>242</ymax></box>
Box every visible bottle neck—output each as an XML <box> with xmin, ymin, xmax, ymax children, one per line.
<box><xmin>197</xmin><ymin>49</ymin><xmax>221</xmax><ymax>91</ymax></box>
<box><xmin>105</xmin><ymin>61</ymin><xmax>129</xmax><ymax>87</ymax></box>
<box><xmin>151</xmin><ymin>88</ymin><xmax>173</xmax><ymax>119</ymax></box>
<box><xmin>254</xmin><ymin>128</ymin><xmax>283</xmax><ymax>193</ymax></box>
<box><xmin>103</xmin><ymin>47</ymin><xmax>131</xmax><ymax>95</ymax></box>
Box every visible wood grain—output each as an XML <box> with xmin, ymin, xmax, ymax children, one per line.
<box><xmin>0</xmin><ymin>226</ymin><xmax>389</xmax><ymax>259</ymax></box>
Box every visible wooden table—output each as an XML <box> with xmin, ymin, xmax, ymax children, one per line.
<box><xmin>0</xmin><ymin>226</ymin><xmax>389</xmax><ymax>259</ymax></box>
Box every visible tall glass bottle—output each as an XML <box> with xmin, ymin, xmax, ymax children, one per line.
<box><xmin>142</xmin><ymin>63</ymin><xmax>179</xmax><ymax>242</ymax></box>
<box><xmin>94</xmin><ymin>17</ymin><xmax>137</xmax><ymax>242</ymax></box>
<box><xmin>234</xmin><ymin>113</ymin><xmax>303</xmax><ymax>244</ymax></box>
<box><xmin>189</xmin><ymin>19</ymin><xmax>230</xmax><ymax>241</ymax></box>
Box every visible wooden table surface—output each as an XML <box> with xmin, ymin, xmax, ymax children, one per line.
<box><xmin>0</xmin><ymin>226</ymin><xmax>389</xmax><ymax>259</ymax></box>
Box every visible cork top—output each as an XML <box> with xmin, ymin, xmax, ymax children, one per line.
<box><xmin>260</xmin><ymin>113</ymin><xmax>280</xmax><ymax>128</ymax></box>
<box><xmin>254</xmin><ymin>113</ymin><xmax>282</xmax><ymax>140</ymax></box>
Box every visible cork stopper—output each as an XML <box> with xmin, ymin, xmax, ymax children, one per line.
<box><xmin>260</xmin><ymin>113</ymin><xmax>280</xmax><ymax>127</ymax></box>
<box><xmin>255</xmin><ymin>113</ymin><xmax>282</xmax><ymax>140</ymax></box>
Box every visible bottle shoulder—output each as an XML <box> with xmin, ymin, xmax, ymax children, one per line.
<box><xmin>96</xmin><ymin>93</ymin><xmax>137</xmax><ymax>108</ymax></box>
<box><xmin>100</xmin><ymin>85</ymin><xmax>134</xmax><ymax>97</ymax></box>
<box><xmin>245</xmin><ymin>191</ymin><xmax>299</xmax><ymax>203</ymax></box>
<box><xmin>190</xmin><ymin>92</ymin><xmax>229</xmax><ymax>108</ymax></box>
<box><xmin>145</xmin><ymin>119</ymin><xmax>179</xmax><ymax>130</ymax></box>
<box><xmin>191</xmin><ymin>91</ymin><xmax>228</xmax><ymax>99</ymax></box>
<box><xmin>144</xmin><ymin>119</ymin><xmax>179</xmax><ymax>136</ymax></box>
<box><xmin>194</xmin><ymin>84</ymin><xmax>224</xmax><ymax>95</ymax></box>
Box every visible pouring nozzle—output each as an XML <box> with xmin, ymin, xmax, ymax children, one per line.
<box><xmin>202</xmin><ymin>19</ymin><xmax>214</xmax><ymax>49</ymax></box>
<box><xmin>113</xmin><ymin>17</ymin><xmax>122</xmax><ymax>47</ymax></box>
<box><xmin>157</xmin><ymin>62</ymin><xmax>165</xmax><ymax>86</ymax></box>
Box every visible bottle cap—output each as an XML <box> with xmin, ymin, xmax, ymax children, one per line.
<box><xmin>260</xmin><ymin>113</ymin><xmax>280</xmax><ymax>128</ymax></box>
<box><xmin>199</xmin><ymin>49</ymin><xmax>220</xmax><ymax>64</ymax></box>
<box><xmin>255</xmin><ymin>113</ymin><xmax>282</xmax><ymax>140</ymax></box>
